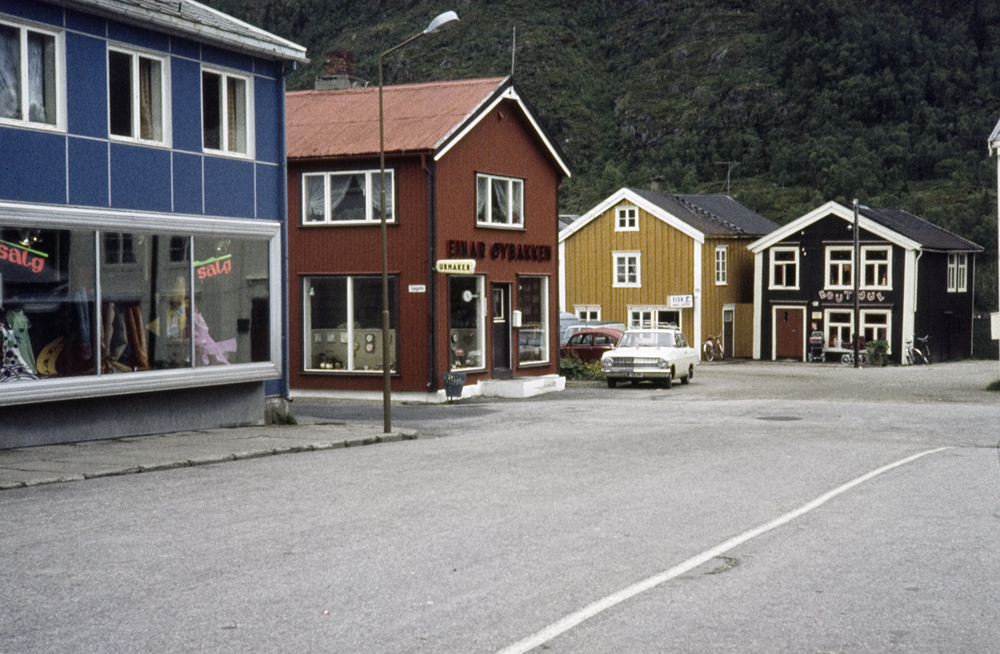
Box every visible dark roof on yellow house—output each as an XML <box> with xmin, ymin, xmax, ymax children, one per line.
<box><xmin>560</xmin><ymin>187</ymin><xmax>779</xmax><ymax>242</ymax></box>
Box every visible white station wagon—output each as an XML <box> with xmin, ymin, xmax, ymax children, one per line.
<box><xmin>601</xmin><ymin>326</ymin><xmax>699</xmax><ymax>389</ymax></box>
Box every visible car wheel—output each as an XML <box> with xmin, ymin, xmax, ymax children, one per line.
<box><xmin>681</xmin><ymin>365</ymin><xmax>692</xmax><ymax>384</ymax></box>
<box><xmin>665</xmin><ymin>373</ymin><xmax>673</xmax><ymax>389</ymax></box>
<box><xmin>606</xmin><ymin>378</ymin><xmax>617</xmax><ymax>389</ymax></box>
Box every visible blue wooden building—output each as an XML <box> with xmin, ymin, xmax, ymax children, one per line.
<box><xmin>0</xmin><ymin>0</ymin><xmax>306</xmax><ymax>446</ymax></box>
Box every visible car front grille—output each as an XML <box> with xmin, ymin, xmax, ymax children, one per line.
<box><xmin>607</xmin><ymin>357</ymin><xmax>660</xmax><ymax>368</ymax></box>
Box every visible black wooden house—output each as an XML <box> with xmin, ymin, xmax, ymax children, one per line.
<box><xmin>749</xmin><ymin>201</ymin><xmax>983</xmax><ymax>363</ymax></box>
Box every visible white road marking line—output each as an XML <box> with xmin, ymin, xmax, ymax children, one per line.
<box><xmin>497</xmin><ymin>447</ymin><xmax>950</xmax><ymax>654</ymax></box>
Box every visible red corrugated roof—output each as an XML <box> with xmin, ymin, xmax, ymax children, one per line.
<box><xmin>287</xmin><ymin>77</ymin><xmax>508</xmax><ymax>159</ymax></box>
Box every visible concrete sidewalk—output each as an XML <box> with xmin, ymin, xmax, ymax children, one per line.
<box><xmin>0</xmin><ymin>422</ymin><xmax>417</xmax><ymax>490</ymax></box>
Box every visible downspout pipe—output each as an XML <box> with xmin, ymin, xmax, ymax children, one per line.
<box><xmin>424</xmin><ymin>155</ymin><xmax>438</xmax><ymax>392</ymax></box>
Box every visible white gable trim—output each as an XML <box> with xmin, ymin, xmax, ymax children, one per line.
<box><xmin>433</xmin><ymin>82</ymin><xmax>571</xmax><ymax>178</ymax></box>
<box><xmin>748</xmin><ymin>200</ymin><xmax>920</xmax><ymax>253</ymax></box>
<box><xmin>558</xmin><ymin>188</ymin><xmax>705</xmax><ymax>244</ymax></box>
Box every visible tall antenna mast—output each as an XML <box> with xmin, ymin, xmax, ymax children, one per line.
<box><xmin>714</xmin><ymin>161</ymin><xmax>739</xmax><ymax>194</ymax></box>
<box><xmin>511</xmin><ymin>26</ymin><xmax>516</xmax><ymax>77</ymax></box>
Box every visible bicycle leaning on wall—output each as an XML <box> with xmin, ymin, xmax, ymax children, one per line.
<box><xmin>905</xmin><ymin>335</ymin><xmax>932</xmax><ymax>365</ymax></box>
<box><xmin>703</xmin><ymin>332</ymin><xmax>724</xmax><ymax>361</ymax></box>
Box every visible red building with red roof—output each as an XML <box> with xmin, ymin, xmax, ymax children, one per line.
<box><xmin>286</xmin><ymin>77</ymin><xmax>571</xmax><ymax>399</ymax></box>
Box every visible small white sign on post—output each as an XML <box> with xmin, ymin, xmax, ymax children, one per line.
<box><xmin>408</xmin><ymin>285</ymin><xmax>426</xmax><ymax>293</ymax></box>
<box><xmin>668</xmin><ymin>294</ymin><xmax>693</xmax><ymax>309</ymax></box>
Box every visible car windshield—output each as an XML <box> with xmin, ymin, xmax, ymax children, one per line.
<box><xmin>619</xmin><ymin>331</ymin><xmax>675</xmax><ymax>348</ymax></box>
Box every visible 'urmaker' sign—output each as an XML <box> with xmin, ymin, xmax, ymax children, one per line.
<box><xmin>435</xmin><ymin>259</ymin><xmax>476</xmax><ymax>274</ymax></box>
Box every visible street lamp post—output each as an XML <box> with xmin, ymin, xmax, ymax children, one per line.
<box><xmin>378</xmin><ymin>11</ymin><xmax>459</xmax><ymax>433</ymax></box>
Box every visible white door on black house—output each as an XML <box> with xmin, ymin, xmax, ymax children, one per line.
<box><xmin>492</xmin><ymin>283</ymin><xmax>512</xmax><ymax>379</ymax></box>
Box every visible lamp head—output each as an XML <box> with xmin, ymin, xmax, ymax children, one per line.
<box><xmin>424</xmin><ymin>10</ymin><xmax>459</xmax><ymax>35</ymax></box>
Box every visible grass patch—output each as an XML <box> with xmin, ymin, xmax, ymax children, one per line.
<box><xmin>986</xmin><ymin>380</ymin><xmax>1000</xmax><ymax>392</ymax></box>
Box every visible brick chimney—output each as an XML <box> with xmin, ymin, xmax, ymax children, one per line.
<box><xmin>325</xmin><ymin>51</ymin><xmax>355</xmax><ymax>77</ymax></box>
<box><xmin>315</xmin><ymin>51</ymin><xmax>367</xmax><ymax>90</ymax></box>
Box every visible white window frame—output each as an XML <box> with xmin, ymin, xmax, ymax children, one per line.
<box><xmin>107</xmin><ymin>45</ymin><xmax>170</xmax><ymax>146</ymax></box>
<box><xmin>613</xmin><ymin>251</ymin><xmax>641</xmax><ymax>288</ymax></box>
<box><xmin>628</xmin><ymin>306</ymin><xmax>680</xmax><ymax>331</ymax></box>
<box><xmin>301</xmin><ymin>275</ymin><xmax>399</xmax><ymax>373</ymax></box>
<box><xmin>449</xmin><ymin>275</ymin><xmax>486</xmax><ymax>372</ymax></box>
<box><xmin>715</xmin><ymin>246</ymin><xmax>728</xmax><ymax>285</ymax></box>
<box><xmin>861</xmin><ymin>245</ymin><xmax>891</xmax><ymax>290</ymax></box>
<box><xmin>0</xmin><ymin>201</ymin><xmax>282</xmax><ymax>408</ymax></box>
<box><xmin>0</xmin><ymin>17</ymin><xmax>65</xmax><ymax>131</ymax></box>
<box><xmin>201</xmin><ymin>65</ymin><xmax>254</xmax><ymax>157</ymax></box>
<box><xmin>615</xmin><ymin>205</ymin><xmax>638</xmax><ymax>231</ymax></box>
<box><xmin>769</xmin><ymin>246</ymin><xmax>799</xmax><ymax>289</ymax></box>
<box><xmin>947</xmin><ymin>253</ymin><xmax>968</xmax><ymax>292</ymax></box>
<box><xmin>476</xmin><ymin>173</ymin><xmax>524</xmax><ymax>228</ymax></box>
<box><xmin>825</xmin><ymin>246</ymin><xmax>854</xmax><ymax>290</ymax></box>
<box><xmin>575</xmin><ymin>305</ymin><xmax>601</xmax><ymax>321</ymax></box>
<box><xmin>517</xmin><ymin>275</ymin><xmax>549</xmax><ymax>365</ymax></box>
<box><xmin>825</xmin><ymin>309</ymin><xmax>854</xmax><ymax>351</ymax></box>
<box><xmin>301</xmin><ymin>170</ymin><xmax>394</xmax><ymax>225</ymax></box>
<box><xmin>860</xmin><ymin>309</ymin><xmax>891</xmax><ymax>347</ymax></box>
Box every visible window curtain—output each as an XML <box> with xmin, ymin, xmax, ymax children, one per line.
<box><xmin>511</xmin><ymin>180</ymin><xmax>523</xmax><ymax>224</ymax></box>
<box><xmin>0</xmin><ymin>25</ymin><xmax>20</xmax><ymax>120</ymax></box>
<box><xmin>26</xmin><ymin>31</ymin><xmax>47</xmax><ymax>123</ymax></box>
<box><xmin>138</xmin><ymin>57</ymin><xmax>153</xmax><ymax>140</ymax></box>
<box><xmin>476</xmin><ymin>177</ymin><xmax>488</xmax><ymax>222</ymax></box>
<box><xmin>226</xmin><ymin>77</ymin><xmax>246</xmax><ymax>152</ymax></box>
<box><xmin>328</xmin><ymin>175</ymin><xmax>351</xmax><ymax>219</ymax></box>
<box><xmin>306</xmin><ymin>176</ymin><xmax>326</xmax><ymax>220</ymax></box>
<box><xmin>371</xmin><ymin>171</ymin><xmax>392</xmax><ymax>220</ymax></box>
<box><xmin>491</xmin><ymin>178</ymin><xmax>509</xmax><ymax>223</ymax></box>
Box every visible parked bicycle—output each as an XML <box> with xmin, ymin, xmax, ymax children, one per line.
<box><xmin>905</xmin><ymin>335</ymin><xmax>932</xmax><ymax>365</ymax></box>
<box><xmin>703</xmin><ymin>333</ymin><xmax>724</xmax><ymax>361</ymax></box>
<box><xmin>840</xmin><ymin>350</ymin><xmax>868</xmax><ymax>365</ymax></box>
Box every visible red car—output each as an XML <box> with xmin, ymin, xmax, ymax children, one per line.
<box><xmin>559</xmin><ymin>327</ymin><xmax>624</xmax><ymax>363</ymax></box>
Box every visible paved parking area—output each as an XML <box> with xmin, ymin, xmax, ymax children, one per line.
<box><xmin>654</xmin><ymin>358</ymin><xmax>1000</xmax><ymax>405</ymax></box>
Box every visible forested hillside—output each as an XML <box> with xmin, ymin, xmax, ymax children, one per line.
<box><xmin>204</xmin><ymin>0</ymin><xmax>999</xmax><ymax>310</ymax></box>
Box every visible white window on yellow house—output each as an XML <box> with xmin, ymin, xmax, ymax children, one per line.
<box><xmin>615</xmin><ymin>205</ymin><xmax>638</xmax><ymax>231</ymax></box>
<box><xmin>613</xmin><ymin>251</ymin><xmax>640</xmax><ymax>287</ymax></box>
<box><xmin>575</xmin><ymin>305</ymin><xmax>600</xmax><ymax>321</ymax></box>
<box><xmin>628</xmin><ymin>306</ymin><xmax>680</xmax><ymax>329</ymax></box>
<box><xmin>715</xmin><ymin>246</ymin><xmax>727</xmax><ymax>285</ymax></box>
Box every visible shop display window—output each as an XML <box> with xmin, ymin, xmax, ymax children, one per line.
<box><xmin>303</xmin><ymin>276</ymin><xmax>397</xmax><ymax>372</ymax></box>
<box><xmin>517</xmin><ymin>276</ymin><xmax>548</xmax><ymax>364</ymax></box>
<box><xmin>448</xmin><ymin>275</ymin><xmax>484</xmax><ymax>371</ymax></box>
<box><xmin>0</xmin><ymin>226</ymin><xmax>272</xmax><ymax>384</ymax></box>
<box><xmin>0</xmin><ymin>228</ymin><xmax>96</xmax><ymax>380</ymax></box>
<box><xmin>192</xmin><ymin>238</ymin><xmax>270</xmax><ymax>366</ymax></box>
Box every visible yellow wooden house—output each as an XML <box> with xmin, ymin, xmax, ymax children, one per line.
<box><xmin>559</xmin><ymin>188</ymin><xmax>779</xmax><ymax>358</ymax></box>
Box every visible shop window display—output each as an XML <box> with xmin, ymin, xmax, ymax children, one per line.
<box><xmin>0</xmin><ymin>226</ymin><xmax>271</xmax><ymax>383</ymax></box>
<box><xmin>449</xmin><ymin>275</ymin><xmax>484</xmax><ymax>371</ymax></box>
<box><xmin>192</xmin><ymin>238</ymin><xmax>270</xmax><ymax>366</ymax></box>
<box><xmin>0</xmin><ymin>228</ymin><xmax>95</xmax><ymax>380</ymax></box>
<box><xmin>517</xmin><ymin>276</ymin><xmax>548</xmax><ymax>364</ymax></box>
<box><xmin>302</xmin><ymin>275</ymin><xmax>398</xmax><ymax>372</ymax></box>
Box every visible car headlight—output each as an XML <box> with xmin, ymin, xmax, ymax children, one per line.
<box><xmin>601</xmin><ymin>358</ymin><xmax>612</xmax><ymax>370</ymax></box>
<box><xmin>657</xmin><ymin>358</ymin><xmax>669</xmax><ymax>369</ymax></box>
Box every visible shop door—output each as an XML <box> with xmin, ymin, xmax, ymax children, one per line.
<box><xmin>492</xmin><ymin>284</ymin><xmax>512</xmax><ymax>379</ymax></box>
<box><xmin>722</xmin><ymin>307</ymin><xmax>735</xmax><ymax>358</ymax></box>
<box><xmin>775</xmin><ymin>307</ymin><xmax>804</xmax><ymax>359</ymax></box>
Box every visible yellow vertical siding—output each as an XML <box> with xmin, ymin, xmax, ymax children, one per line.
<box><xmin>563</xmin><ymin>203</ymin><xmax>696</xmax><ymax>325</ymax></box>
